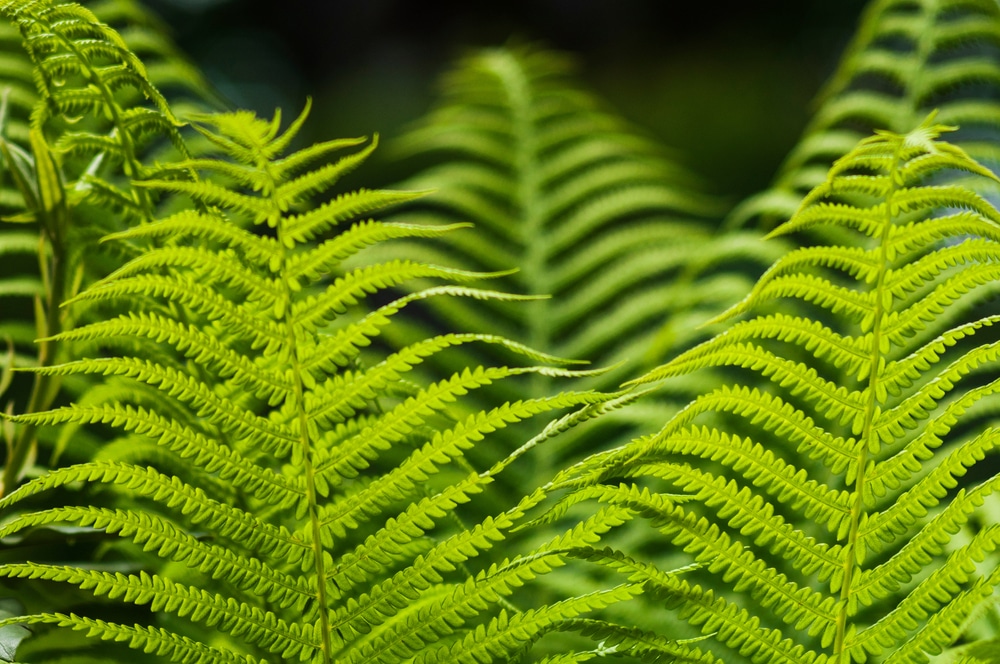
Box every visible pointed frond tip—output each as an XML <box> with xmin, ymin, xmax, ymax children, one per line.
<box><xmin>766</xmin><ymin>114</ymin><xmax>1000</xmax><ymax>243</ymax></box>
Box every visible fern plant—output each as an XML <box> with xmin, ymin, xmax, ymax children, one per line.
<box><xmin>731</xmin><ymin>0</ymin><xmax>1000</xmax><ymax>230</ymax></box>
<box><xmin>389</xmin><ymin>44</ymin><xmax>722</xmax><ymax>380</ymax></box>
<box><xmin>0</xmin><ymin>0</ymin><xmax>213</xmax><ymax>494</ymax></box>
<box><xmin>0</xmin><ymin>84</ymin><xmax>652</xmax><ymax>661</ymax></box>
<box><xmin>552</xmin><ymin>116</ymin><xmax>1000</xmax><ymax>663</ymax></box>
<box><xmin>381</xmin><ymin>43</ymin><xmax>787</xmax><ymax>485</ymax></box>
<box><xmin>3</xmin><ymin>1</ymin><xmax>1000</xmax><ymax>663</ymax></box>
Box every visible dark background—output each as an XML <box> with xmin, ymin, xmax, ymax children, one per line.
<box><xmin>142</xmin><ymin>0</ymin><xmax>871</xmax><ymax>199</ymax></box>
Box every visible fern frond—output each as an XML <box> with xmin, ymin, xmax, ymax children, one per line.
<box><xmin>560</xmin><ymin>118</ymin><xmax>1000</xmax><ymax>663</ymax></box>
<box><xmin>0</xmin><ymin>613</ymin><xmax>266</xmax><ymax>664</ymax></box>
<box><xmin>384</xmin><ymin>43</ymin><xmax>774</xmax><ymax>448</ymax></box>
<box><xmin>1</xmin><ymin>0</ymin><xmax>191</xmax><ymax>188</ymax></box>
<box><xmin>355</xmin><ymin>56</ymin><xmax>792</xmax><ymax>616</ymax></box>
<box><xmin>0</xmin><ymin>461</ymin><xmax>305</xmax><ymax>560</ymax></box>
<box><xmin>731</xmin><ymin>0</ymin><xmax>1000</xmax><ymax>230</ymax></box>
<box><xmin>0</xmin><ymin>102</ymin><xmax>634</xmax><ymax>662</ymax></box>
<box><xmin>0</xmin><ymin>565</ymin><xmax>316</xmax><ymax>657</ymax></box>
<box><xmin>0</xmin><ymin>0</ymin><xmax>216</xmax><ymax>499</ymax></box>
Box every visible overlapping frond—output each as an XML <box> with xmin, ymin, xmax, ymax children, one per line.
<box><xmin>0</xmin><ymin>102</ymin><xmax>641</xmax><ymax>662</ymax></box>
<box><xmin>0</xmin><ymin>0</ymin><xmax>216</xmax><ymax>499</ymax></box>
<box><xmin>731</xmin><ymin>0</ymin><xmax>1000</xmax><ymax>229</ymax></box>
<box><xmin>385</xmin><ymin>43</ymin><xmax>781</xmax><ymax>429</ymax></box>
<box><xmin>556</xmin><ymin>119</ymin><xmax>1000</xmax><ymax>662</ymax></box>
<box><xmin>0</xmin><ymin>0</ymin><xmax>208</xmax><ymax>224</ymax></box>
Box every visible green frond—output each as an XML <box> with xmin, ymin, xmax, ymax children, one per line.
<box><xmin>318</xmin><ymin>390</ymin><xmax>612</xmax><ymax>541</ymax></box>
<box><xmin>558</xmin><ymin>619</ymin><xmax>722</xmax><ymax>663</ymax></box>
<box><xmin>855</xmin><ymin>476</ymin><xmax>1000</xmax><ymax>603</ymax></box>
<box><xmin>291</xmin><ymin>260</ymin><xmax>508</xmax><ymax>334</ymax></box>
<box><xmin>313</xmin><ymin>366</ymin><xmax>587</xmax><ymax>488</ymax></box>
<box><xmin>877</xmin><ymin>567</ymin><xmax>1000</xmax><ymax>664</ymax></box>
<box><xmin>650</xmin><ymin>575</ymin><xmax>825</xmax><ymax>664</ymax></box>
<box><xmin>49</xmin><ymin>311</ymin><xmax>294</xmax><ymax>403</ymax></box>
<box><xmin>326</xmin><ymin>476</ymin><xmax>527</xmax><ymax>604</ymax></box>
<box><xmin>867</xmin><ymin>381</ymin><xmax>1000</xmax><ymax>500</ymax></box>
<box><xmin>1</xmin><ymin>0</ymin><xmax>188</xmax><ymax>169</ymax></box>
<box><xmin>1</xmin><ymin>96</ymin><xmax>626</xmax><ymax>663</ymax></box>
<box><xmin>19</xmin><ymin>5</ymin><xmax>1000</xmax><ymax>662</ymax></box>
<box><xmin>28</xmin><ymin>357</ymin><xmax>298</xmax><ymax>456</ymax></box>
<box><xmin>411</xmin><ymin>585</ymin><xmax>642</xmax><ymax>664</ymax></box>
<box><xmin>103</xmin><ymin>209</ymin><xmax>279</xmax><ymax>265</ymax></box>
<box><xmin>636</xmin><ymin>463</ymin><xmax>844</xmax><ymax>579</ymax></box>
<box><xmin>339</xmin><ymin>505</ymin><xmax>635</xmax><ymax>664</ymax></box>
<box><xmin>571</xmin><ymin>482</ymin><xmax>840</xmax><ymax>634</ymax></box>
<box><xmin>0</xmin><ymin>613</ymin><xmax>266</xmax><ymax>664</ymax></box>
<box><xmin>558</xmin><ymin>118</ymin><xmax>1000</xmax><ymax>662</ymax></box>
<box><xmin>854</xmin><ymin>527</ymin><xmax>1000</xmax><ymax>658</ymax></box>
<box><xmin>640</xmin><ymin>424</ymin><xmax>852</xmax><ymax>532</ymax></box>
<box><xmin>67</xmin><ymin>274</ymin><xmax>287</xmax><ymax>353</ymax></box>
<box><xmin>0</xmin><ymin>565</ymin><xmax>317</xmax><ymax>657</ymax></box>
<box><xmin>382</xmin><ymin>42</ymin><xmax>757</xmax><ymax>466</ymax></box>
<box><xmin>286</xmin><ymin>220</ymin><xmax>472</xmax><ymax>282</ymax></box>
<box><xmin>329</xmin><ymin>489</ymin><xmax>546</xmax><ymax>631</ymax></box>
<box><xmin>284</xmin><ymin>188</ymin><xmax>428</xmax><ymax>244</ymax></box>
<box><xmin>301</xmin><ymin>285</ymin><xmax>545</xmax><ymax>374</ymax></box>
<box><xmin>731</xmin><ymin>0</ymin><xmax>1000</xmax><ymax>230</ymax></box>
<box><xmin>0</xmin><ymin>505</ymin><xmax>311</xmax><ymax>610</ymax></box>
<box><xmin>0</xmin><ymin>0</ymin><xmax>216</xmax><ymax>511</ymax></box>
<box><xmin>134</xmin><ymin>178</ymin><xmax>266</xmax><ymax>221</ymax></box>
<box><xmin>0</xmin><ymin>461</ymin><xmax>306</xmax><ymax>561</ymax></box>
<box><xmin>861</xmin><ymin>432</ymin><xmax>1000</xmax><ymax>547</ymax></box>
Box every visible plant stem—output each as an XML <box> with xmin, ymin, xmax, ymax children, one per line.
<box><xmin>2</xmin><ymin>208</ymin><xmax>67</xmax><ymax>497</ymax></box>
<box><xmin>832</xmin><ymin>143</ymin><xmax>902</xmax><ymax>664</ymax></box>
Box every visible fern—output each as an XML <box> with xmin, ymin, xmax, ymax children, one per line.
<box><xmin>0</xmin><ymin>97</ymin><xmax>647</xmax><ymax>662</ymax></box>
<box><xmin>0</xmin><ymin>0</ymin><xmax>214</xmax><ymax>494</ymax></box>
<box><xmin>555</xmin><ymin>117</ymin><xmax>1000</xmax><ymax>663</ymax></box>
<box><xmin>731</xmin><ymin>0</ymin><xmax>1000</xmax><ymax>230</ymax></box>
<box><xmin>385</xmin><ymin>44</ymin><xmax>782</xmax><ymax>431</ymax></box>
<box><xmin>3</xmin><ymin>2</ymin><xmax>998</xmax><ymax>663</ymax></box>
<box><xmin>0</xmin><ymin>0</ymin><xmax>222</xmax><ymax>422</ymax></box>
<box><xmin>398</xmin><ymin>47</ymin><xmax>772</xmax><ymax>384</ymax></box>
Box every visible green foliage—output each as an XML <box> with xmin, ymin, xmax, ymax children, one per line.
<box><xmin>0</xmin><ymin>58</ymin><xmax>642</xmax><ymax>660</ymax></box>
<box><xmin>393</xmin><ymin>44</ymin><xmax>785</xmax><ymax>383</ymax></box>
<box><xmin>0</xmin><ymin>0</ymin><xmax>214</xmax><ymax>494</ymax></box>
<box><xmin>385</xmin><ymin>44</ymin><xmax>785</xmax><ymax>479</ymax></box>
<box><xmin>732</xmin><ymin>0</ymin><xmax>1000</xmax><ymax>230</ymax></box>
<box><xmin>0</xmin><ymin>1</ymin><xmax>999</xmax><ymax>664</ymax></box>
<box><xmin>557</xmin><ymin>117</ymin><xmax>1000</xmax><ymax>663</ymax></box>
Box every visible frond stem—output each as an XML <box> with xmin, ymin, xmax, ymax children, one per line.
<box><xmin>274</xmin><ymin>176</ymin><xmax>333</xmax><ymax>663</ymax></box>
<box><xmin>832</xmin><ymin>127</ymin><xmax>904</xmax><ymax>663</ymax></box>
<box><xmin>490</xmin><ymin>52</ymin><xmax>551</xmax><ymax>395</ymax></box>
<box><xmin>2</xmin><ymin>159</ymin><xmax>71</xmax><ymax>496</ymax></box>
<box><xmin>486</xmin><ymin>52</ymin><xmax>573</xmax><ymax>504</ymax></box>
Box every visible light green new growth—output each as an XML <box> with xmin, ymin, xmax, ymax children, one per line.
<box><xmin>0</xmin><ymin>89</ymin><xmax>650</xmax><ymax>661</ymax></box>
<box><xmin>557</xmin><ymin>117</ymin><xmax>1000</xmax><ymax>663</ymax></box>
